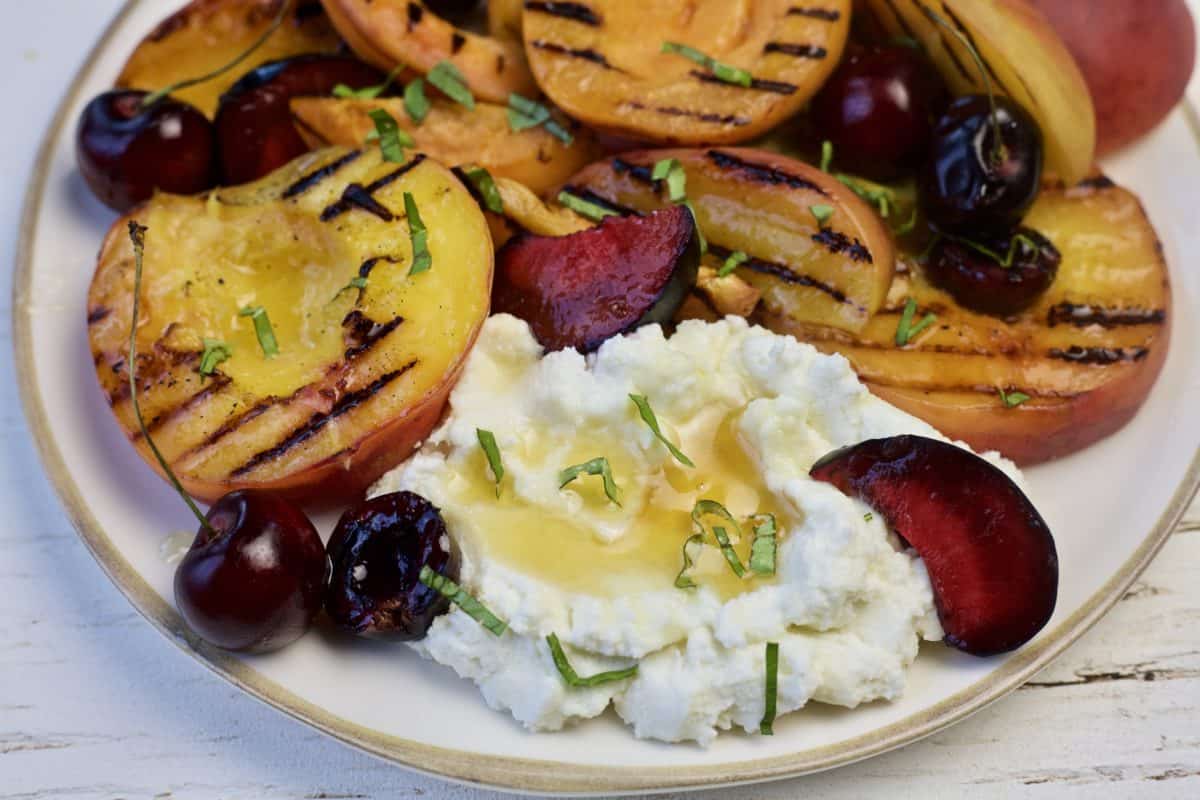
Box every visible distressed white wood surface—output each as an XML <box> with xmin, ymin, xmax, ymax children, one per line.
<box><xmin>2</xmin><ymin>3</ymin><xmax>1198</xmax><ymax>798</ymax></box>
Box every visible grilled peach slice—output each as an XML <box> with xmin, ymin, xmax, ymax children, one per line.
<box><xmin>319</xmin><ymin>0</ymin><xmax>537</xmax><ymax>104</ymax></box>
<box><xmin>860</xmin><ymin>0</ymin><xmax>1095</xmax><ymax>185</ymax></box>
<box><xmin>87</xmin><ymin>147</ymin><xmax>493</xmax><ymax>506</ymax></box>
<box><xmin>523</xmin><ymin>0</ymin><xmax>851</xmax><ymax>145</ymax></box>
<box><xmin>290</xmin><ymin>96</ymin><xmax>600</xmax><ymax>195</ymax></box>
<box><xmin>565</xmin><ymin>148</ymin><xmax>895</xmax><ymax>333</ymax></box>
<box><xmin>770</xmin><ymin>177</ymin><xmax>1171</xmax><ymax>464</ymax></box>
<box><xmin>116</xmin><ymin>0</ymin><xmax>344</xmax><ymax>118</ymax></box>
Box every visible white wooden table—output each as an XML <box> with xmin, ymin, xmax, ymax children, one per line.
<box><xmin>2</xmin><ymin>3</ymin><xmax>1197</xmax><ymax>797</ymax></box>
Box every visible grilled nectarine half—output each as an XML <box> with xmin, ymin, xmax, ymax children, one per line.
<box><xmin>87</xmin><ymin>147</ymin><xmax>493</xmax><ymax>506</ymax></box>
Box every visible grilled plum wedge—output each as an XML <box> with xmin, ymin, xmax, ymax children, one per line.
<box><xmin>811</xmin><ymin>435</ymin><xmax>1058</xmax><ymax>656</ymax></box>
<box><xmin>492</xmin><ymin>204</ymin><xmax>701</xmax><ymax>353</ymax></box>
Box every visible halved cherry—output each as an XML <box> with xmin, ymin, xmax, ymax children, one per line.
<box><xmin>492</xmin><ymin>204</ymin><xmax>701</xmax><ymax>353</ymax></box>
<box><xmin>811</xmin><ymin>435</ymin><xmax>1058</xmax><ymax>656</ymax></box>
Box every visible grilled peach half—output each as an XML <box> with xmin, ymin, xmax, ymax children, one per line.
<box><xmin>523</xmin><ymin>0</ymin><xmax>851</xmax><ymax>145</ymax></box>
<box><xmin>117</xmin><ymin>0</ymin><xmax>344</xmax><ymax>118</ymax></box>
<box><xmin>291</xmin><ymin>96</ymin><xmax>601</xmax><ymax>195</ymax></box>
<box><xmin>87</xmin><ymin>147</ymin><xmax>493</xmax><ymax>506</ymax></box>
<box><xmin>565</xmin><ymin>148</ymin><xmax>896</xmax><ymax>333</ymax></box>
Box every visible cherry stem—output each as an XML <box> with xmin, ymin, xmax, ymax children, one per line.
<box><xmin>141</xmin><ymin>0</ymin><xmax>292</xmax><ymax>109</ymax></box>
<box><xmin>126</xmin><ymin>222</ymin><xmax>215</xmax><ymax>534</ymax></box>
<box><xmin>920</xmin><ymin>4</ymin><xmax>1007</xmax><ymax>166</ymax></box>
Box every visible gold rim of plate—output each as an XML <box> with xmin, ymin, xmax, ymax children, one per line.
<box><xmin>12</xmin><ymin>0</ymin><xmax>1200</xmax><ymax>793</ymax></box>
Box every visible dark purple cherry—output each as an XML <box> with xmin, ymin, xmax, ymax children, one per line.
<box><xmin>325</xmin><ymin>491</ymin><xmax>460</xmax><ymax>641</ymax></box>
<box><xmin>811</xmin><ymin>45</ymin><xmax>948</xmax><ymax>180</ymax></box>
<box><xmin>174</xmin><ymin>490</ymin><xmax>328</xmax><ymax>653</ymax></box>
<box><xmin>926</xmin><ymin>227</ymin><xmax>1061</xmax><ymax>316</ymax></box>
<box><xmin>76</xmin><ymin>90</ymin><xmax>217</xmax><ymax>212</ymax></box>
<box><xmin>920</xmin><ymin>94</ymin><xmax>1044</xmax><ymax>236</ymax></box>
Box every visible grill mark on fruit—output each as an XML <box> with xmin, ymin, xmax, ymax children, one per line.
<box><xmin>525</xmin><ymin>2</ymin><xmax>601</xmax><ymax>26</ymax></box>
<box><xmin>407</xmin><ymin>2</ymin><xmax>423</xmax><ymax>30</ymax></box>
<box><xmin>880</xmin><ymin>0</ymin><xmax>921</xmax><ymax>47</ymax></box>
<box><xmin>450</xmin><ymin>32</ymin><xmax>466</xmax><ymax>54</ymax></box>
<box><xmin>611</xmin><ymin>158</ymin><xmax>656</xmax><ymax>185</ymax></box>
<box><xmin>320</xmin><ymin>155</ymin><xmax>425</xmax><ymax>221</ymax></box>
<box><xmin>626</xmin><ymin>102</ymin><xmax>749</xmax><ymax>126</ymax></box>
<box><xmin>333</xmin><ymin>184</ymin><xmax>395</xmax><ymax>221</ymax></box>
<box><xmin>342</xmin><ymin>310</ymin><xmax>405</xmax><ymax>360</ymax></box>
<box><xmin>139</xmin><ymin>376</ymin><xmax>232</xmax><ymax>438</ymax></box>
<box><xmin>87</xmin><ymin>307</ymin><xmax>111</xmax><ymax>325</ymax></box>
<box><xmin>690</xmin><ymin>71</ymin><xmax>798</xmax><ymax>95</ymax></box>
<box><xmin>231</xmin><ymin>362</ymin><xmax>418</xmax><ymax>477</ymax></box>
<box><xmin>763</xmin><ymin>42</ymin><xmax>828</xmax><ymax>59</ymax></box>
<box><xmin>282</xmin><ymin>150</ymin><xmax>362</xmax><ymax>199</ymax></box>
<box><xmin>1047</xmin><ymin>303</ymin><xmax>1166</xmax><ymax>329</ymax></box>
<box><xmin>709</xmin><ymin>244</ymin><xmax>856</xmax><ymax>308</ymax></box>
<box><xmin>559</xmin><ymin>186</ymin><xmax>641</xmax><ymax>216</ymax></box>
<box><xmin>357</xmin><ymin>255</ymin><xmax>402</xmax><ymax>279</ymax></box>
<box><xmin>1049</xmin><ymin>346</ymin><xmax>1150</xmax><ymax>365</ymax></box>
<box><xmin>108</xmin><ymin>350</ymin><xmax>202</xmax><ymax>404</ymax></box>
<box><xmin>940</xmin><ymin>5</ymin><xmax>1027</xmax><ymax>108</ymax></box>
<box><xmin>185</xmin><ymin>397</ymin><xmax>277</xmax><ymax>457</ymax></box>
<box><xmin>812</xmin><ymin>228</ymin><xmax>872</xmax><ymax>263</ymax></box>
<box><xmin>530</xmin><ymin>40</ymin><xmax>619</xmax><ymax>70</ymax></box>
<box><xmin>707</xmin><ymin>150</ymin><xmax>828</xmax><ymax>195</ymax></box>
<box><xmin>787</xmin><ymin>7</ymin><xmax>841</xmax><ymax>21</ymax></box>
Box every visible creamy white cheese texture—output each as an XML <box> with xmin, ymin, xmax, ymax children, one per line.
<box><xmin>373</xmin><ymin>314</ymin><xmax>1017</xmax><ymax>745</ymax></box>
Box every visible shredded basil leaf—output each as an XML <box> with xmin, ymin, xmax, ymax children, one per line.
<box><xmin>404</xmin><ymin>192</ymin><xmax>432</xmax><ymax>275</ymax></box>
<box><xmin>837</xmin><ymin>173</ymin><xmax>895</xmax><ymax>218</ymax></box>
<box><xmin>559</xmin><ymin>457</ymin><xmax>622</xmax><ymax>506</ymax></box>
<box><xmin>718</xmin><ymin>250</ymin><xmax>749</xmax><ymax>278</ymax></box>
<box><xmin>661</xmin><ymin>41</ymin><xmax>752</xmax><ymax>87</ymax></box>
<box><xmin>418</xmin><ymin>566</ymin><xmax>507</xmax><ymax>636</ymax></box>
<box><xmin>461</xmin><ymin>166</ymin><xmax>504</xmax><ymax>214</ymax></box>
<box><xmin>749</xmin><ymin>514</ymin><xmax>777</xmax><ymax>576</ymax></box>
<box><xmin>506</xmin><ymin>93</ymin><xmax>574</xmax><ymax>145</ymax></box>
<box><xmin>712</xmin><ymin>525</ymin><xmax>746</xmax><ymax>577</ymax></box>
<box><xmin>558</xmin><ymin>190</ymin><xmax>619</xmax><ymax>222</ymax></box>
<box><xmin>820</xmin><ymin>140</ymin><xmax>834</xmax><ymax>173</ymax></box>
<box><xmin>403</xmin><ymin>77</ymin><xmax>430</xmax><ymax>123</ymax></box>
<box><xmin>426</xmin><ymin>60</ymin><xmax>475</xmax><ymax>109</ymax></box>
<box><xmin>238</xmin><ymin>305</ymin><xmax>279</xmax><ymax>358</ymax></box>
<box><xmin>864</xmin><ymin>512</ymin><xmax>874</xmax><ymax>522</ymax></box>
<box><xmin>895</xmin><ymin>298</ymin><xmax>937</xmax><ymax>346</ymax></box>
<box><xmin>330</xmin><ymin>275</ymin><xmax>368</xmax><ymax>303</ymax></box>
<box><xmin>693</xmin><ymin>500</ymin><xmax>746</xmax><ymax>578</ymax></box>
<box><xmin>476</xmin><ymin>428</ymin><xmax>504</xmax><ymax>497</ymax></box>
<box><xmin>546</xmin><ymin>633</ymin><xmax>638</xmax><ymax>688</ymax></box>
<box><xmin>810</xmin><ymin>204</ymin><xmax>834</xmax><ymax>228</ymax></box>
<box><xmin>333</xmin><ymin>66</ymin><xmax>402</xmax><ymax>99</ymax></box>
<box><xmin>999</xmin><ymin>388</ymin><xmax>1032</xmax><ymax>408</ymax></box>
<box><xmin>367</xmin><ymin>108</ymin><xmax>413</xmax><ymax>163</ymax></box>
<box><xmin>674</xmin><ymin>533</ymin><xmax>704</xmax><ymax>589</ymax></box>
<box><xmin>198</xmin><ymin>338</ymin><xmax>232</xmax><ymax>377</ymax></box>
<box><xmin>629</xmin><ymin>394</ymin><xmax>694</xmax><ymax>467</ymax></box>
<box><xmin>946</xmin><ymin>232</ymin><xmax>1040</xmax><ymax>269</ymax></box>
<box><xmin>652</xmin><ymin>158</ymin><xmax>687</xmax><ymax>204</ymax></box>
<box><xmin>760</xmin><ymin>642</ymin><xmax>779</xmax><ymax>735</ymax></box>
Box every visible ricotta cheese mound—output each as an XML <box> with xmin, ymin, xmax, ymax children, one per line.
<box><xmin>372</xmin><ymin>314</ymin><xmax>1021</xmax><ymax>746</ymax></box>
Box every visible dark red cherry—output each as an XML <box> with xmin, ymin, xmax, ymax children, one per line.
<box><xmin>325</xmin><ymin>491</ymin><xmax>460</xmax><ymax>641</ymax></box>
<box><xmin>174</xmin><ymin>490</ymin><xmax>328</xmax><ymax>653</ymax></box>
<box><xmin>76</xmin><ymin>90</ymin><xmax>217</xmax><ymax>212</ymax></box>
<box><xmin>920</xmin><ymin>94</ymin><xmax>1043</xmax><ymax>236</ymax></box>
<box><xmin>811</xmin><ymin>45</ymin><xmax>948</xmax><ymax>180</ymax></box>
<box><xmin>926</xmin><ymin>227</ymin><xmax>1061</xmax><ymax>316</ymax></box>
<box><xmin>214</xmin><ymin>55</ymin><xmax>385</xmax><ymax>185</ymax></box>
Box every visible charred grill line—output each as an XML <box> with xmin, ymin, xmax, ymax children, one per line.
<box><xmin>707</xmin><ymin>150</ymin><xmax>829</xmax><ymax>195</ymax></box>
<box><xmin>450</xmin><ymin>32</ymin><xmax>466</xmax><ymax>54</ymax></box>
<box><xmin>342</xmin><ymin>310</ymin><xmax>405</xmax><ymax>360</ymax></box>
<box><xmin>407</xmin><ymin>1</ymin><xmax>423</xmax><ymax>30</ymax></box>
<box><xmin>320</xmin><ymin>155</ymin><xmax>426</xmax><ymax>221</ymax></box>
<box><xmin>282</xmin><ymin>150</ymin><xmax>363</xmax><ymax>199</ymax></box>
<box><xmin>530</xmin><ymin>40</ymin><xmax>619</xmax><ymax>70</ymax></box>
<box><xmin>525</xmin><ymin>2</ymin><xmax>601</xmax><ymax>26</ymax></box>
<box><xmin>87</xmin><ymin>307</ymin><xmax>111</xmax><ymax>324</ymax></box>
<box><xmin>140</xmin><ymin>375</ymin><xmax>232</xmax><ymax>437</ymax></box>
<box><xmin>709</xmin><ymin>244</ymin><xmax>856</xmax><ymax>308</ymax></box>
<box><xmin>231</xmin><ymin>361</ymin><xmax>419</xmax><ymax>477</ymax></box>
<box><xmin>626</xmin><ymin>102</ymin><xmax>750</xmax><ymax>126</ymax></box>
<box><xmin>1049</xmin><ymin>346</ymin><xmax>1150</xmax><ymax>365</ymax></box>
<box><xmin>940</xmin><ymin>5</ymin><xmax>1029</xmax><ymax>109</ymax></box>
<box><xmin>763</xmin><ymin>42</ymin><xmax>828</xmax><ymax>59</ymax></box>
<box><xmin>186</xmin><ymin>398</ymin><xmax>277</xmax><ymax>457</ymax></box>
<box><xmin>690</xmin><ymin>71</ymin><xmax>798</xmax><ymax>95</ymax></box>
<box><xmin>812</xmin><ymin>229</ymin><xmax>872</xmax><ymax>263</ymax></box>
<box><xmin>880</xmin><ymin>0</ymin><xmax>921</xmax><ymax>47</ymax></box>
<box><xmin>357</xmin><ymin>255</ymin><xmax>402</xmax><ymax>279</ymax></box>
<box><xmin>333</xmin><ymin>184</ymin><xmax>395</xmax><ymax>222</ymax></box>
<box><xmin>1047</xmin><ymin>302</ymin><xmax>1167</xmax><ymax>328</ymax></box>
<box><xmin>611</xmin><ymin>158</ymin><xmax>656</xmax><ymax>185</ymax></box>
<box><xmin>787</xmin><ymin>7</ymin><xmax>841</xmax><ymax>20</ymax></box>
<box><xmin>559</xmin><ymin>186</ymin><xmax>641</xmax><ymax>216</ymax></box>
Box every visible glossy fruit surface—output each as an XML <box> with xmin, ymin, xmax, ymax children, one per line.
<box><xmin>174</xmin><ymin>490</ymin><xmax>327</xmax><ymax>653</ymax></box>
<box><xmin>811</xmin><ymin>435</ymin><xmax>1058</xmax><ymax>656</ymax></box>
<box><xmin>811</xmin><ymin>45</ymin><xmax>948</xmax><ymax>180</ymax></box>
<box><xmin>76</xmin><ymin>90</ymin><xmax>217</xmax><ymax>212</ymax></box>
<box><xmin>214</xmin><ymin>54</ymin><xmax>384</xmax><ymax>185</ymax></box>
<box><xmin>926</xmin><ymin>227</ymin><xmax>1061</xmax><ymax>316</ymax></box>
<box><xmin>326</xmin><ymin>491</ymin><xmax>460</xmax><ymax>640</ymax></box>
<box><xmin>492</xmin><ymin>203</ymin><xmax>701</xmax><ymax>353</ymax></box>
<box><xmin>920</xmin><ymin>95</ymin><xmax>1043</xmax><ymax>236</ymax></box>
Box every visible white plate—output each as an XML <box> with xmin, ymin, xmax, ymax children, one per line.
<box><xmin>14</xmin><ymin>0</ymin><xmax>1200</xmax><ymax>794</ymax></box>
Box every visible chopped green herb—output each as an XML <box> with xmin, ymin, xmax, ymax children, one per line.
<box><xmin>506</xmin><ymin>93</ymin><xmax>575</xmax><ymax>145</ymax></box>
<box><xmin>404</xmin><ymin>192</ymin><xmax>432</xmax><ymax>275</ymax></box>
<box><xmin>546</xmin><ymin>633</ymin><xmax>638</xmax><ymax>688</ymax></box>
<box><xmin>652</xmin><ymin>158</ymin><xmax>688</xmax><ymax>204</ymax></box>
<box><xmin>543</xmin><ymin>119</ymin><xmax>574</xmax><ymax>146</ymax></box>
<box><xmin>864</xmin><ymin>512</ymin><xmax>874</xmax><ymax>523</ymax></box>
<box><xmin>810</xmin><ymin>204</ymin><xmax>834</xmax><ymax>228</ymax></box>
<box><xmin>717</xmin><ymin>250</ymin><xmax>749</xmax><ymax>278</ymax></box>
<box><xmin>559</xmin><ymin>457</ymin><xmax>622</xmax><ymax>506</ymax></box>
<box><xmin>403</xmin><ymin>77</ymin><xmax>430</xmax><ymax>123</ymax></box>
<box><xmin>712</xmin><ymin>525</ymin><xmax>746</xmax><ymax>577</ymax></box>
<box><xmin>947</xmin><ymin>232</ymin><xmax>1039</xmax><ymax>269</ymax></box>
<box><xmin>837</xmin><ymin>173</ymin><xmax>895</xmax><ymax>218</ymax></box>
<box><xmin>999</xmin><ymin>388</ymin><xmax>1032</xmax><ymax>408</ymax></box>
<box><xmin>367</xmin><ymin>108</ymin><xmax>414</xmax><ymax>163</ymax></box>
<box><xmin>426</xmin><ymin>60</ymin><xmax>475</xmax><ymax>109</ymax></box>
<box><xmin>476</xmin><ymin>428</ymin><xmax>504</xmax><ymax>497</ymax></box>
<box><xmin>661</xmin><ymin>41</ymin><xmax>752</xmax><ymax>87</ymax></box>
<box><xmin>895</xmin><ymin>298</ymin><xmax>938</xmax><ymax>346</ymax></box>
<box><xmin>557</xmin><ymin>190</ymin><xmax>618</xmax><ymax>222</ymax></box>
<box><xmin>693</xmin><ymin>500</ymin><xmax>746</xmax><ymax>579</ymax></box>
<box><xmin>198</xmin><ymin>338</ymin><xmax>232</xmax><ymax>378</ymax></box>
<box><xmin>894</xmin><ymin>207</ymin><xmax>919</xmax><ymax>236</ymax></box>
<box><xmin>674</xmin><ymin>533</ymin><xmax>704</xmax><ymax>589</ymax></box>
<box><xmin>331</xmin><ymin>275</ymin><xmax>368</xmax><ymax>303</ymax></box>
<box><xmin>418</xmin><ymin>566</ymin><xmax>507</xmax><ymax>636</ymax></box>
<box><xmin>461</xmin><ymin>166</ymin><xmax>504</xmax><ymax>214</ymax></box>
<box><xmin>749</xmin><ymin>514</ymin><xmax>777</xmax><ymax>576</ymax></box>
<box><xmin>238</xmin><ymin>305</ymin><xmax>279</xmax><ymax>358</ymax></box>
<box><xmin>629</xmin><ymin>394</ymin><xmax>694</xmax><ymax>467</ymax></box>
<box><xmin>760</xmin><ymin>642</ymin><xmax>779</xmax><ymax>735</ymax></box>
<box><xmin>333</xmin><ymin>65</ymin><xmax>402</xmax><ymax>99</ymax></box>
<box><xmin>820</xmin><ymin>140</ymin><xmax>834</xmax><ymax>173</ymax></box>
